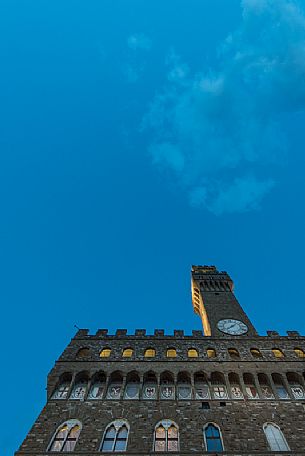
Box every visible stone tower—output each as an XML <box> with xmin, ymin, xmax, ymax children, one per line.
<box><xmin>16</xmin><ymin>266</ymin><xmax>305</xmax><ymax>455</ymax></box>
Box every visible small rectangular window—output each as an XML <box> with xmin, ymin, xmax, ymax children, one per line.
<box><xmin>219</xmin><ymin>401</ymin><xmax>226</xmax><ymax>407</ymax></box>
<box><xmin>201</xmin><ymin>402</ymin><xmax>210</xmax><ymax>409</ymax></box>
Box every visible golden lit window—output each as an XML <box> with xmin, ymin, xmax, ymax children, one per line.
<box><xmin>48</xmin><ymin>420</ymin><xmax>82</xmax><ymax>452</ymax></box>
<box><xmin>251</xmin><ymin>348</ymin><xmax>262</xmax><ymax>358</ymax></box>
<box><xmin>100</xmin><ymin>348</ymin><xmax>111</xmax><ymax>358</ymax></box>
<box><xmin>76</xmin><ymin>348</ymin><xmax>90</xmax><ymax>358</ymax></box>
<box><xmin>228</xmin><ymin>348</ymin><xmax>240</xmax><ymax>359</ymax></box>
<box><xmin>188</xmin><ymin>348</ymin><xmax>198</xmax><ymax>358</ymax></box>
<box><xmin>207</xmin><ymin>348</ymin><xmax>216</xmax><ymax>358</ymax></box>
<box><xmin>294</xmin><ymin>348</ymin><xmax>305</xmax><ymax>358</ymax></box>
<box><xmin>272</xmin><ymin>348</ymin><xmax>284</xmax><ymax>358</ymax></box>
<box><xmin>122</xmin><ymin>348</ymin><xmax>133</xmax><ymax>358</ymax></box>
<box><xmin>144</xmin><ymin>348</ymin><xmax>156</xmax><ymax>358</ymax></box>
<box><xmin>166</xmin><ymin>348</ymin><xmax>177</xmax><ymax>358</ymax></box>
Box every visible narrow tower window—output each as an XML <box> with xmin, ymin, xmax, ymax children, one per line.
<box><xmin>166</xmin><ymin>348</ymin><xmax>177</xmax><ymax>358</ymax></box>
<box><xmin>294</xmin><ymin>347</ymin><xmax>305</xmax><ymax>358</ymax></box>
<box><xmin>188</xmin><ymin>348</ymin><xmax>198</xmax><ymax>358</ymax></box>
<box><xmin>250</xmin><ymin>348</ymin><xmax>262</xmax><ymax>358</ymax></box>
<box><xmin>122</xmin><ymin>348</ymin><xmax>133</xmax><ymax>358</ymax></box>
<box><xmin>228</xmin><ymin>348</ymin><xmax>240</xmax><ymax>359</ymax></box>
<box><xmin>144</xmin><ymin>348</ymin><xmax>156</xmax><ymax>358</ymax></box>
<box><xmin>76</xmin><ymin>347</ymin><xmax>90</xmax><ymax>358</ymax></box>
<box><xmin>100</xmin><ymin>348</ymin><xmax>111</xmax><ymax>358</ymax></box>
<box><xmin>48</xmin><ymin>420</ymin><xmax>81</xmax><ymax>452</ymax></box>
<box><xmin>207</xmin><ymin>348</ymin><xmax>216</xmax><ymax>358</ymax></box>
<box><xmin>272</xmin><ymin>348</ymin><xmax>284</xmax><ymax>358</ymax></box>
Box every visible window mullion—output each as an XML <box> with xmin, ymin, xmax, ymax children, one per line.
<box><xmin>113</xmin><ymin>429</ymin><xmax>118</xmax><ymax>451</ymax></box>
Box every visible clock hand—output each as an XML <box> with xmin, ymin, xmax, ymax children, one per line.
<box><xmin>227</xmin><ymin>324</ymin><xmax>236</xmax><ymax>330</ymax></box>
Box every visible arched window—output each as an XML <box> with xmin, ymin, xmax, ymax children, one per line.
<box><xmin>207</xmin><ymin>348</ymin><xmax>216</xmax><ymax>358</ymax></box>
<box><xmin>160</xmin><ymin>372</ymin><xmax>175</xmax><ymax>400</ymax></box>
<box><xmin>211</xmin><ymin>372</ymin><xmax>228</xmax><ymax>399</ymax></box>
<box><xmin>70</xmin><ymin>373</ymin><xmax>89</xmax><ymax>400</ymax></box>
<box><xmin>100</xmin><ymin>348</ymin><xmax>111</xmax><ymax>358</ymax></box>
<box><xmin>122</xmin><ymin>348</ymin><xmax>133</xmax><ymax>358</ymax></box>
<box><xmin>48</xmin><ymin>420</ymin><xmax>81</xmax><ymax>452</ymax></box>
<box><xmin>88</xmin><ymin>372</ymin><xmax>106</xmax><ymax>399</ymax></box>
<box><xmin>228</xmin><ymin>373</ymin><xmax>243</xmax><ymax>399</ymax></box>
<box><xmin>272</xmin><ymin>348</ymin><xmax>284</xmax><ymax>358</ymax></box>
<box><xmin>154</xmin><ymin>420</ymin><xmax>179</xmax><ymax>452</ymax></box>
<box><xmin>203</xmin><ymin>423</ymin><xmax>224</xmax><ymax>452</ymax></box>
<box><xmin>124</xmin><ymin>371</ymin><xmax>140</xmax><ymax>399</ymax></box>
<box><xmin>263</xmin><ymin>423</ymin><xmax>290</xmax><ymax>451</ymax></box>
<box><xmin>287</xmin><ymin>372</ymin><xmax>305</xmax><ymax>399</ymax></box>
<box><xmin>258</xmin><ymin>373</ymin><xmax>274</xmax><ymax>399</ymax></box>
<box><xmin>194</xmin><ymin>372</ymin><xmax>210</xmax><ymax>399</ymax></box>
<box><xmin>272</xmin><ymin>373</ymin><xmax>289</xmax><ymax>399</ymax></box>
<box><xmin>177</xmin><ymin>372</ymin><xmax>192</xmax><ymax>399</ymax></box>
<box><xmin>188</xmin><ymin>348</ymin><xmax>198</xmax><ymax>358</ymax></box>
<box><xmin>143</xmin><ymin>371</ymin><xmax>157</xmax><ymax>399</ymax></box>
<box><xmin>144</xmin><ymin>348</ymin><xmax>156</xmax><ymax>358</ymax></box>
<box><xmin>107</xmin><ymin>372</ymin><xmax>123</xmax><ymax>399</ymax></box>
<box><xmin>251</xmin><ymin>348</ymin><xmax>262</xmax><ymax>358</ymax></box>
<box><xmin>228</xmin><ymin>348</ymin><xmax>240</xmax><ymax>359</ymax></box>
<box><xmin>294</xmin><ymin>347</ymin><xmax>305</xmax><ymax>358</ymax></box>
<box><xmin>100</xmin><ymin>420</ymin><xmax>129</xmax><ymax>452</ymax></box>
<box><xmin>51</xmin><ymin>373</ymin><xmax>72</xmax><ymax>400</ymax></box>
<box><xmin>243</xmin><ymin>373</ymin><xmax>259</xmax><ymax>399</ymax></box>
<box><xmin>76</xmin><ymin>347</ymin><xmax>90</xmax><ymax>358</ymax></box>
<box><xmin>166</xmin><ymin>348</ymin><xmax>177</xmax><ymax>358</ymax></box>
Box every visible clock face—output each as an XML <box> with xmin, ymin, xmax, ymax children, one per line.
<box><xmin>217</xmin><ymin>319</ymin><xmax>248</xmax><ymax>335</ymax></box>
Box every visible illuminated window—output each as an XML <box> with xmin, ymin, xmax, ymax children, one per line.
<box><xmin>228</xmin><ymin>348</ymin><xmax>240</xmax><ymax>359</ymax></box>
<box><xmin>166</xmin><ymin>348</ymin><xmax>177</xmax><ymax>358</ymax></box>
<box><xmin>144</xmin><ymin>348</ymin><xmax>156</xmax><ymax>358</ymax></box>
<box><xmin>251</xmin><ymin>348</ymin><xmax>262</xmax><ymax>358</ymax></box>
<box><xmin>77</xmin><ymin>348</ymin><xmax>90</xmax><ymax>358</ymax></box>
<box><xmin>263</xmin><ymin>423</ymin><xmax>290</xmax><ymax>451</ymax></box>
<box><xmin>100</xmin><ymin>348</ymin><xmax>111</xmax><ymax>358</ymax></box>
<box><xmin>122</xmin><ymin>348</ymin><xmax>133</xmax><ymax>358</ymax></box>
<box><xmin>272</xmin><ymin>348</ymin><xmax>284</xmax><ymax>358</ymax></box>
<box><xmin>203</xmin><ymin>423</ymin><xmax>224</xmax><ymax>452</ymax></box>
<box><xmin>207</xmin><ymin>348</ymin><xmax>216</xmax><ymax>358</ymax></box>
<box><xmin>100</xmin><ymin>420</ymin><xmax>129</xmax><ymax>452</ymax></box>
<box><xmin>294</xmin><ymin>348</ymin><xmax>305</xmax><ymax>358</ymax></box>
<box><xmin>48</xmin><ymin>420</ymin><xmax>81</xmax><ymax>452</ymax></box>
<box><xmin>188</xmin><ymin>348</ymin><xmax>198</xmax><ymax>358</ymax></box>
<box><xmin>154</xmin><ymin>420</ymin><xmax>179</xmax><ymax>452</ymax></box>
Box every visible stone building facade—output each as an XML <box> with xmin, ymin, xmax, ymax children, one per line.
<box><xmin>16</xmin><ymin>266</ymin><xmax>305</xmax><ymax>455</ymax></box>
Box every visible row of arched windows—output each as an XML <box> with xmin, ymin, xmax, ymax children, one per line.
<box><xmin>48</xmin><ymin>419</ymin><xmax>291</xmax><ymax>452</ymax></box>
<box><xmin>52</xmin><ymin>370</ymin><xmax>305</xmax><ymax>401</ymax></box>
<box><xmin>77</xmin><ymin>346</ymin><xmax>305</xmax><ymax>359</ymax></box>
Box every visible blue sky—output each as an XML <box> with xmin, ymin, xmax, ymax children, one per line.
<box><xmin>1</xmin><ymin>0</ymin><xmax>305</xmax><ymax>453</ymax></box>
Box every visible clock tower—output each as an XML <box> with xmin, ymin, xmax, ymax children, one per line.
<box><xmin>191</xmin><ymin>265</ymin><xmax>257</xmax><ymax>337</ymax></box>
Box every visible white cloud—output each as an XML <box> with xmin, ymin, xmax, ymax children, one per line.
<box><xmin>127</xmin><ymin>34</ymin><xmax>152</xmax><ymax>51</ymax></box>
<box><xmin>144</xmin><ymin>0</ymin><xmax>305</xmax><ymax>214</ymax></box>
